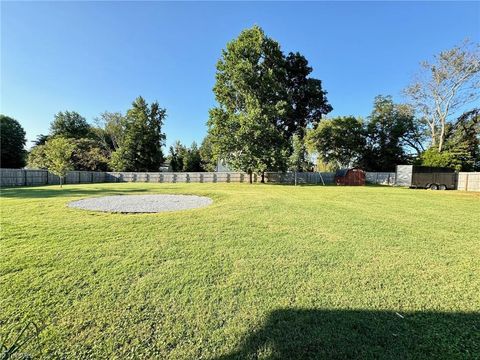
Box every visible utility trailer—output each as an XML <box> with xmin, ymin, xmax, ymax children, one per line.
<box><xmin>395</xmin><ymin>165</ymin><xmax>457</xmax><ymax>190</ymax></box>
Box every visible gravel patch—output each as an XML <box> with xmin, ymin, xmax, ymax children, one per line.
<box><xmin>68</xmin><ymin>194</ymin><xmax>213</xmax><ymax>213</ymax></box>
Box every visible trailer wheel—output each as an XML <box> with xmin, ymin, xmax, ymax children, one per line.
<box><xmin>438</xmin><ymin>184</ymin><xmax>447</xmax><ymax>190</ymax></box>
<box><xmin>429</xmin><ymin>183</ymin><xmax>439</xmax><ymax>190</ymax></box>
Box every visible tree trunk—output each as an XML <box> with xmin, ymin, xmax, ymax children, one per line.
<box><xmin>60</xmin><ymin>176</ymin><xmax>63</xmax><ymax>188</ymax></box>
<box><xmin>248</xmin><ymin>171</ymin><xmax>252</xmax><ymax>184</ymax></box>
<box><xmin>430</xmin><ymin>122</ymin><xmax>436</xmax><ymax>147</ymax></box>
<box><xmin>261</xmin><ymin>172</ymin><xmax>265</xmax><ymax>183</ymax></box>
<box><xmin>438</xmin><ymin>123</ymin><xmax>445</xmax><ymax>152</ymax></box>
<box><xmin>294</xmin><ymin>171</ymin><xmax>297</xmax><ymax>186</ymax></box>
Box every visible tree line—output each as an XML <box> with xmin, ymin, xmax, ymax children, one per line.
<box><xmin>205</xmin><ymin>27</ymin><xmax>479</xmax><ymax>177</ymax></box>
<box><xmin>1</xmin><ymin>26</ymin><xmax>479</xmax><ymax>179</ymax></box>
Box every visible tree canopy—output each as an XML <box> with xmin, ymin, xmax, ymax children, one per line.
<box><xmin>308</xmin><ymin>116</ymin><xmax>366</xmax><ymax>169</ymax></box>
<box><xmin>207</xmin><ymin>25</ymin><xmax>331</xmax><ymax>179</ymax></box>
<box><xmin>0</xmin><ymin>115</ymin><xmax>27</xmax><ymax>168</ymax></box>
<box><xmin>363</xmin><ymin>96</ymin><xmax>421</xmax><ymax>171</ymax></box>
<box><xmin>109</xmin><ymin>97</ymin><xmax>166</xmax><ymax>171</ymax></box>
<box><xmin>404</xmin><ymin>40</ymin><xmax>480</xmax><ymax>152</ymax></box>
<box><xmin>43</xmin><ymin>137</ymin><xmax>76</xmax><ymax>187</ymax></box>
<box><xmin>50</xmin><ymin>111</ymin><xmax>92</xmax><ymax>139</ymax></box>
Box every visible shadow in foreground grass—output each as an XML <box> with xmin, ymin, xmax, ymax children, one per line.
<box><xmin>216</xmin><ymin>309</ymin><xmax>479</xmax><ymax>360</ymax></box>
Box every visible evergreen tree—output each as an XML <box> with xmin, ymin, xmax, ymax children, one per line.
<box><xmin>110</xmin><ymin>97</ymin><xmax>166</xmax><ymax>171</ymax></box>
<box><xmin>199</xmin><ymin>134</ymin><xmax>217</xmax><ymax>172</ymax></box>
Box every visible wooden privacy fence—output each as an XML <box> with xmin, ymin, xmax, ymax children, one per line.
<box><xmin>2</xmin><ymin>169</ymin><xmax>479</xmax><ymax>191</ymax></box>
<box><xmin>265</xmin><ymin>172</ymin><xmax>335</xmax><ymax>184</ymax></box>
<box><xmin>365</xmin><ymin>172</ymin><xmax>396</xmax><ymax>185</ymax></box>
<box><xmin>1</xmin><ymin>169</ymin><xmax>337</xmax><ymax>187</ymax></box>
<box><xmin>457</xmin><ymin>172</ymin><xmax>480</xmax><ymax>192</ymax></box>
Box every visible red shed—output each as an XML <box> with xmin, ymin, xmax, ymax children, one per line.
<box><xmin>335</xmin><ymin>168</ymin><xmax>365</xmax><ymax>186</ymax></box>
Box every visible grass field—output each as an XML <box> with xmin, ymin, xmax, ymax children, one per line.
<box><xmin>1</xmin><ymin>183</ymin><xmax>479</xmax><ymax>359</ymax></box>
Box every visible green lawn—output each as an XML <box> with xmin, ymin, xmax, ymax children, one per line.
<box><xmin>1</xmin><ymin>183</ymin><xmax>479</xmax><ymax>359</ymax></box>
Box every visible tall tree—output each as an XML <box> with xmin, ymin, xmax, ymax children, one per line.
<box><xmin>208</xmin><ymin>26</ymin><xmax>329</xmax><ymax>181</ymax></box>
<box><xmin>50</xmin><ymin>111</ymin><xmax>92</xmax><ymax>139</ymax></box>
<box><xmin>404</xmin><ymin>40</ymin><xmax>480</xmax><ymax>152</ymax></box>
<box><xmin>307</xmin><ymin>116</ymin><xmax>366</xmax><ymax>169</ymax></box>
<box><xmin>282</xmin><ymin>52</ymin><xmax>332</xmax><ymax>139</ymax></box>
<box><xmin>93</xmin><ymin>112</ymin><xmax>126</xmax><ymax>153</ymax></box>
<box><xmin>363</xmin><ymin>96</ymin><xmax>420</xmax><ymax>171</ymax></box>
<box><xmin>110</xmin><ymin>97</ymin><xmax>166</xmax><ymax>171</ymax></box>
<box><xmin>0</xmin><ymin>115</ymin><xmax>27</xmax><ymax>168</ymax></box>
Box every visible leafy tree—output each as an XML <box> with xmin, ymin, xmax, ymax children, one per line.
<box><xmin>207</xmin><ymin>26</ymin><xmax>332</xmax><ymax>181</ymax></box>
<box><xmin>288</xmin><ymin>134</ymin><xmax>310</xmax><ymax>185</ymax></box>
<box><xmin>71</xmin><ymin>139</ymin><xmax>109</xmax><ymax>171</ymax></box>
<box><xmin>209</xmin><ymin>100</ymin><xmax>288</xmax><ymax>183</ymax></box>
<box><xmin>110</xmin><ymin>97</ymin><xmax>166</xmax><ymax>171</ymax></box>
<box><xmin>307</xmin><ymin>116</ymin><xmax>366</xmax><ymax>169</ymax></box>
<box><xmin>0</xmin><ymin>115</ymin><xmax>27</xmax><ymax>168</ymax></box>
<box><xmin>282</xmin><ymin>52</ymin><xmax>332</xmax><ymax>139</ymax></box>
<box><xmin>43</xmin><ymin>137</ymin><xmax>76</xmax><ymax>187</ymax></box>
<box><xmin>29</xmin><ymin>138</ymin><xmax>108</xmax><ymax>171</ymax></box>
<box><xmin>288</xmin><ymin>134</ymin><xmax>309</xmax><ymax>171</ymax></box>
<box><xmin>404</xmin><ymin>40</ymin><xmax>480</xmax><ymax>151</ymax></box>
<box><xmin>363</xmin><ymin>96</ymin><xmax>420</xmax><ymax>171</ymax></box>
<box><xmin>420</xmin><ymin>147</ymin><xmax>467</xmax><ymax>171</ymax></box>
<box><xmin>307</xmin><ymin>97</ymin><xmax>425</xmax><ymax>171</ymax></box>
<box><xmin>109</xmin><ymin>149</ymin><xmax>129</xmax><ymax>172</ymax></box>
<box><xmin>208</xmin><ymin>26</ymin><xmax>291</xmax><ymax>182</ymax></box>
<box><xmin>27</xmin><ymin>145</ymin><xmax>49</xmax><ymax>169</ymax></box>
<box><xmin>437</xmin><ymin>108</ymin><xmax>480</xmax><ymax>170</ymax></box>
<box><xmin>94</xmin><ymin>112</ymin><xmax>126</xmax><ymax>153</ymax></box>
<box><xmin>50</xmin><ymin>111</ymin><xmax>92</xmax><ymax>139</ymax></box>
<box><xmin>199</xmin><ymin>134</ymin><xmax>217</xmax><ymax>172</ymax></box>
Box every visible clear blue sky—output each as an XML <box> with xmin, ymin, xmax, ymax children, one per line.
<box><xmin>1</xmin><ymin>1</ymin><xmax>479</xmax><ymax>149</ymax></box>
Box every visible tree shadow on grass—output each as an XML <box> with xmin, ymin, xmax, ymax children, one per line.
<box><xmin>215</xmin><ymin>309</ymin><xmax>479</xmax><ymax>360</ymax></box>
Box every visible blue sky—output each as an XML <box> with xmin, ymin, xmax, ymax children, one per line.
<box><xmin>2</xmin><ymin>1</ymin><xmax>479</xmax><ymax>149</ymax></box>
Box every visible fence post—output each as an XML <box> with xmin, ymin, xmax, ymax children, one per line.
<box><xmin>465</xmin><ymin>173</ymin><xmax>469</xmax><ymax>191</ymax></box>
<box><xmin>24</xmin><ymin>170</ymin><xmax>27</xmax><ymax>186</ymax></box>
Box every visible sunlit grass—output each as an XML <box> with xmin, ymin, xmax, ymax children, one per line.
<box><xmin>1</xmin><ymin>183</ymin><xmax>479</xmax><ymax>359</ymax></box>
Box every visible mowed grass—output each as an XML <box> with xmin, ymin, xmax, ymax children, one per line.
<box><xmin>1</xmin><ymin>183</ymin><xmax>479</xmax><ymax>359</ymax></box>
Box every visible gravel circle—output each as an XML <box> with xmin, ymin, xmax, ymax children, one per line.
<box><xmin>68</xmin><ymin>194</ymin><xmax>213</xmax><ymax>213</ymax></box>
